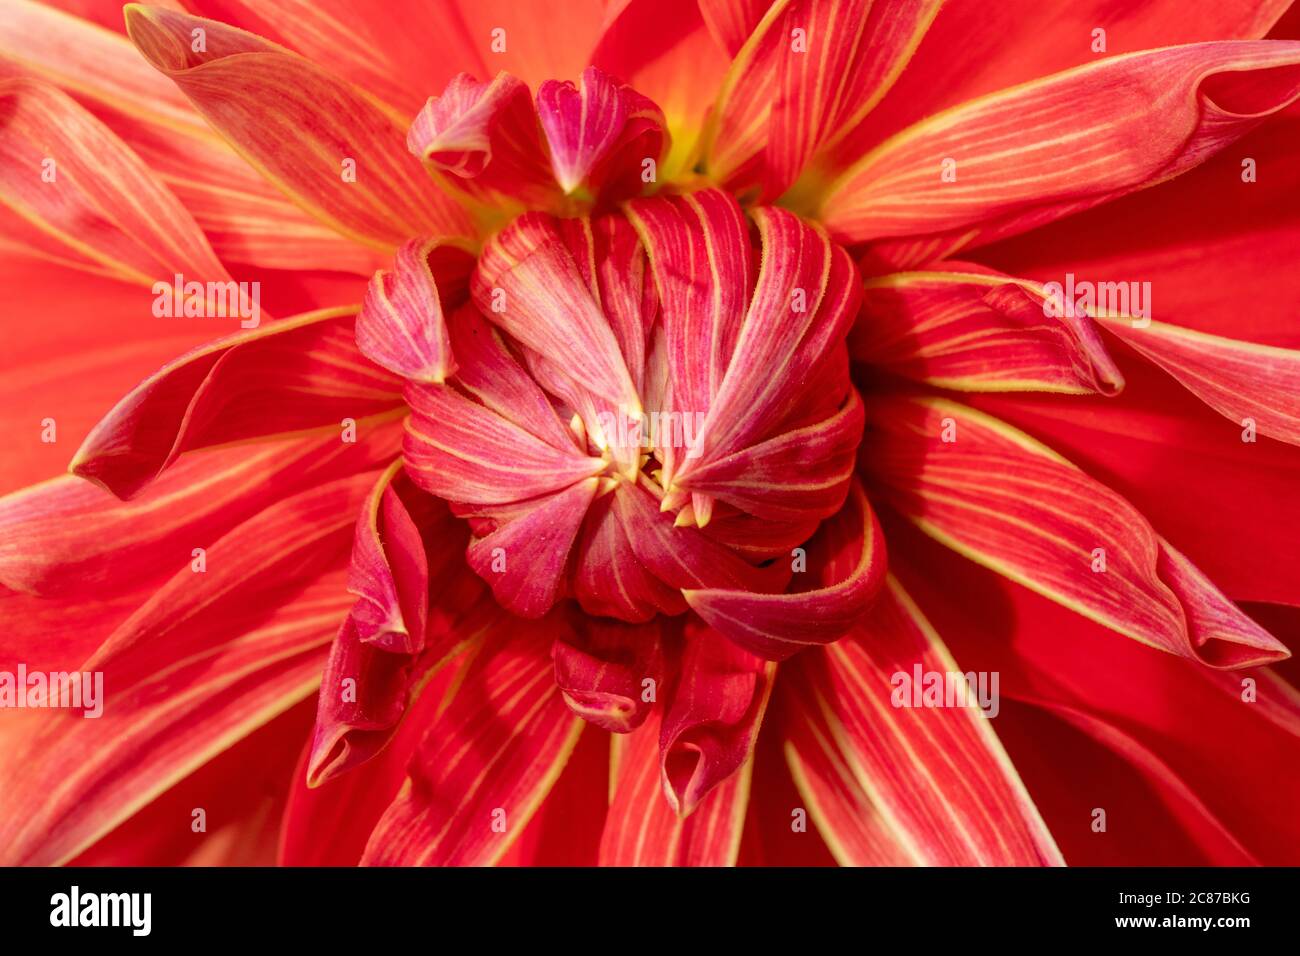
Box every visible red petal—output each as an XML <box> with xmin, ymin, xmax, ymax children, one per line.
<box><xmin>430</xmin><ymin>0</ymin><xmax>608</xmax><ymax>91</ymax></box>
<box><xmin>0</xmin><ymin>425</ymin><xmax>399</xmax><ymax>598</ymax></box>
<box><xmin>361</xmin><ymin>621</ymin><xmax>584</xmax><ymax>865</ymax></box>
<box><xmin>494</xmin><ymin>721</ymin><xmax>609</xmax><ymax>865</ymax></box>
<box><xmin>590</xmin><ymin>0</ymin><xmax>730</xmax><ymax>182</ymax></box>
<box><xmin>1099</xmin><ymin>315</ymin><xmax>1300</xmax><ymax>446</ymax></box>
<box><xmin>70</xmin><ymin>702</ymin><xmax>311</xmax><ymax>866</ymax></box>
<box><xmin>0</xmin><ymin>253</ymin><xmax>229</xmax><ymax>492</ymax></box>
<box><xmin>309</xmin><ymin>472</ymin><xmax>486</xmax><ymax>785</ymax></box>
<box><xmin>823</xmin><ymin>42</ymin><xmax>1300</xmax><ymax>255</ymax></box>
<box><xmin>698</xmin><ymin>0</ymin><xmax>769</xmax><ymax>56</ymax></box>
<box><xmin>125</xmin><ymin>6</ymin><xmax>473</xmax><ymax>248</ymax></box>
<box><xmin>613</xmin><ymin>476</ymin><xmax>790</xmax><ymax>595</ymax></box>
<box><xmin>784</xmin><ymin>578</ymin><xmax>1065</xmax><ymax>865</ymax></box>
<box><xmin>891</xmin><ymin>529</ymin><xmax>1300</xmax><ymax>863</ymax></box>
<box><xmin>573</xmin><ymin>491</ymin><xmax>686</xmax><ymax>621</ymax></box>
<box><xmin>782</xmin><ymin>692</ymin><xmax>915</xmax><ymax>864</ymax></box>
<box><xmin>855</xmin><ymin>0</ymin><xmax>1293</xmax><ymax>159</ymax></box>
<box><xmin>864</xmin><ymin>395</ymin><xmax>1289</xmax><ymax>667</ymax></box>
<box><xmin>677</xmin><ymin>388</ymin><xmax>865</xmax><ymax>523</ymax></box>
<box><xmin>978</xmin><ymin>109</ymin><xmax>1300</xmax><ymax>349</ymax></box>
<box><xmin>959</xmin><ymin>359</ymin><xmax>1300</xmax><ymax>606</ymax></box>
<box><xmin>600</xmin><ymin>707</ymin><xmax>753</xmax><ymax>865</ymax></box>
<box><xmin>552</xmin><ymin>617</ymin><xmax>665</xmax><ymax>733</ymax></box>
<box><xmin>402</xmin><ymin>306</ymin><xmax>603</xmax><ymax>506</ymax></box>
<box><xmin>0</xmin><ymin>1</ymin><xmax>385</xmax><ymax>275</ymax></box>
<box><xmin>675</xmin><ymin>206</ymin><xmax>861</xmax><ymax>491</ymax></box>
<box><xmin>625</xmin><ymin>189</ymin><xmax>752</xmax><ymax>469</ymax></box>
<box><xmin>71</xmin><ymin>307</ymin><xmax>404</xmax><ymax>499</ymax></box>
<box><xmin>658</xmin><ymin>622</ymin><xmax>775</xmax><ymax>815</ymax></box>
<box><xmin>186</xmin><ymin>0</ymin><xmax>479</xmax><ymax>116</ymax></box>
<box><xmin>0</xmin><ymin>473</ymin><xmax>373</xmax><ymax>864</ymax></box>
<box><xmin>702</xmin><ymin>0</ymin><xmax>942</xmax><ymax>199</ymax></box>
<box><xmin>283</xmin><ymin>651</ymin><xmax>466</xmax><ymax>865</ymax></box>
<box><xmin>0</xmin><ymin>77</ymin><xmax>229</xmax><ymax>285</ymax></box>
<box><xmin>346</xmin><ymin>462</ymin><xmax>428</xmax><ymax>654</ymax></box>
<box><xmin>402</xmin><ymin>390</ymin><xmax>601</xmax><ymax>505</ymax></box>
<box><xmin>854</xmin><ymin>270</ymin><xmax>1123</xmax><ymax>394</ymax></box>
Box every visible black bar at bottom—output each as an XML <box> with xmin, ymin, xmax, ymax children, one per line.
<box><xmin>0</xmin><ymin>866</ymin><xmax>1291</xmax><ymax>941</ymax></box>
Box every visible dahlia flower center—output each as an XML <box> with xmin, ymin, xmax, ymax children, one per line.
<box><xmin>382</xmin><ymin>189</ymin><xmax>867</xmax><ymax>641</ymax></box>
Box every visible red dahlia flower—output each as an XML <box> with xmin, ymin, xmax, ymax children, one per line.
<box><xmin>2</xmin><ymin>0</ymin><xmax>1300</xmax><ymax>867</ymax></box>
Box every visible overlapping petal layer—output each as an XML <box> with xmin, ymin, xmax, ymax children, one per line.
<box><xmin>600</xmin><ymin>707</ymin><xmax>753</xmax><ymax>865</ymax></box>
<box><xmin>963</xmin><ymin>361</ymin><xmax>1300</xmax><ymax>606</ymax></box>
<box><xmin>0</xmin><ymin>426</ymin><xmax>400</xmax><ymax>598</ymax></box>
<box><xmin>0</xmin><ymin>0</ymin><xmax>384</xmax><ymax>274</ymax></box>
<box><xmin>356</xmin><ymin>237</ymin><xmax>472</xmax><ymax>383</ymax></box>
<box><xmin>685</xmin><ymin>479</ymin><xmax>886</xmax><ymax>659</ymax></box>
<box><xmin>0</xmin><ymin>474</ymin><xmax>375</xmax><ymax>865</ymax></box>
<box><xmin>124</xmin><ymin>5</ymin><xmax>474</xmax><ymax>249</ymax></box>
<box><xmin>402</xmin><ymin>191</ymin><xmax>871</xmax><ymax>650</ymax></box>
<box><xmin>552</xmin><ymin>617</ymin><xmax>665</xmax><ymax>734</ymax></box>
<box><xmin>888</xmin><ymin>525</ymin><xmax>1300</xmax><ymax>863</ymax></box>
<box><xmin>658</xmin><ymin>622</ymin><xmax>775</xmax><ymax>815</ymax></box>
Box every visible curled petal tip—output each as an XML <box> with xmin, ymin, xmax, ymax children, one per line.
<box><xmin>356</xmin><ymin>238</ymin><xmax>458</xmax><ymax>384</ymax></box>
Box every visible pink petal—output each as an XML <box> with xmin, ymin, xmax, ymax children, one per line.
<box><xmin>552</xmin><ymin>617</ymin><xmax>665</xmax><ymax>733</ymax></box>
<box><xmin>685</xmin><ymin>478</ymin><xmax>887</xmax><ymax>659</ymax></box>
<box><xmin>356</xmin><ymin>238</ymin><xmax>473</xmax><ymax>384</ymax></box>
<box><xmin>536</xmin><ymin>66</ymin><xmax>667</xmax><ymax>197</ymax></box>
<box><xmin>464</xmin><ymin>478</ymin><xmax>600</xmax><ymax>618</ymax></box>
<box><xmin>659</xmin><ymin>622</ymin><xmax>775</xmax><ymax>816</ymax></box>
<box><xmin>407</xmin><ymin>71</ymin><xmax>558</xmax><ymax>209</ymax></box>
<box><xmin>471</xmin><ymin>211</ymin><xmax>642</xmax><ymax>414</ymax></box>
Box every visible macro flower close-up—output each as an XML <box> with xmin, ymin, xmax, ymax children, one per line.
<box><xmin>3</xmin><ymin>0</ymin><xmax>1300</xmax><ymax>872</ymax></box>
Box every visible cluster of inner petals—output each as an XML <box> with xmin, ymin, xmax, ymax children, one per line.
<box><xmin>355</xmin><ymin>68</ymin><xmax>885</xmax><ymax>664</ymax></box>
<box><xmin>408</xmin><ymin>65</ymin><xmax>668</xmax><ymax>215</ymax></box>
<box><xmin>361</xmin><ymin>189</ymin><xmax>882</xmax><ymax>662</ymax></box>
